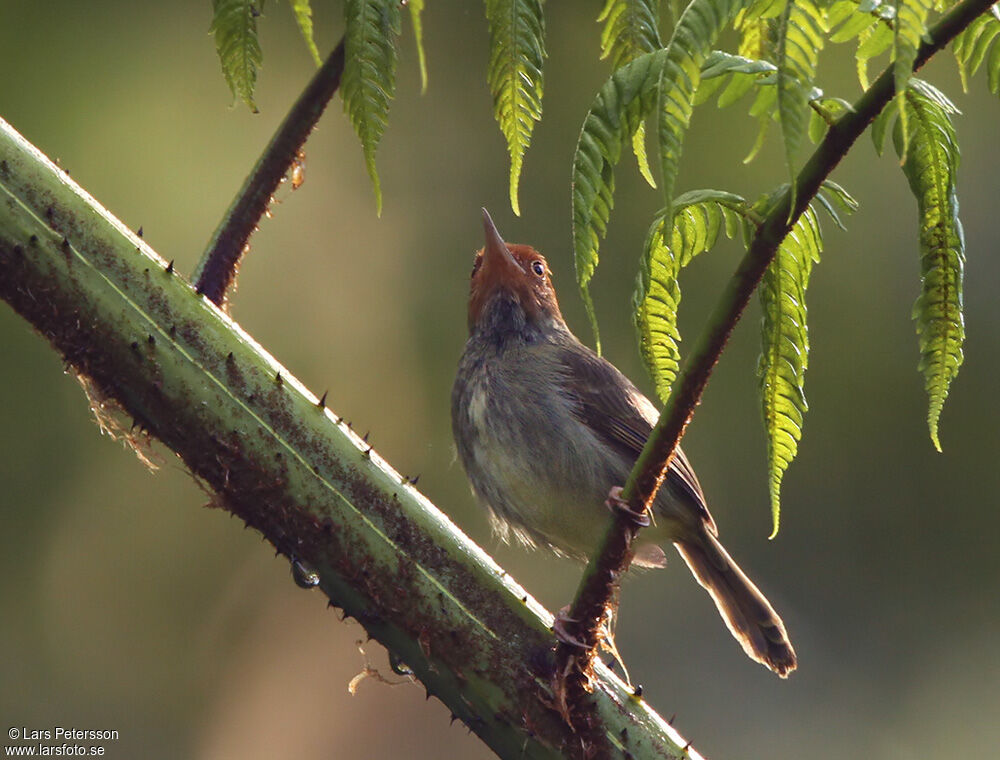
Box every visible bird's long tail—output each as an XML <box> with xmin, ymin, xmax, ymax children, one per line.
<box><xmin>675</xmin><ymin>531</ymin><xmax>797</xmax><ymax>677</ymax></box>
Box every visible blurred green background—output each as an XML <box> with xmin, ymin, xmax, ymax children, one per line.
<box><xmin>1</xmin><ymin>1</ymin><xmax>998</xmax><ymax>758</ymax></box>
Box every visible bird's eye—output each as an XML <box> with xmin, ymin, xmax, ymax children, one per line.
<box><xmin>531</xmin><ymin>261</ymin><xmax>545</xmax><ymax>277</ymax></box>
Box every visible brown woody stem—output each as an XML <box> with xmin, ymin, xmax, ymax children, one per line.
<box><xmin>193</xmin><ymin>38</ymin><xmax>345</xmax><ymax>306</ymax></box>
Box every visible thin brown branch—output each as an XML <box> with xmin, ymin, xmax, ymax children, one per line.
<box><xmin>554</xmin><ymin>0</ymin><xmax>996</xmax><ymax>725</ymax></box>
<box><xmin>193</xmin><ymin>38</ymin><xmax>345</xmax><ymax>306</ymax></box>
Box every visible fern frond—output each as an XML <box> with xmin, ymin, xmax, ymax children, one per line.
<box><xmin>856</xmin><ymin>16</ymin><xmax>894</xmax><ymax>87</ymax></box>
<box><xmin>407</xmin><ymin>0</ymin><xmax>428</xmax><ymax>92</ymax></box>
<box><xmin>892</xmin><ymin>79</ymin><xmax>965</xmax><ymax>450</ymax></box>
<box><xmin>893</xmin><ymin>0</ymin><xmax>934</xmax><ymax>149</ymax></box>
<box><xmin>290</xmin><ymin>0</ymin><xmax>322</xmax><ymax>66</ymax></box>
<box><xmin>815</xmin><ymin>179</ymin><xmax>860</xmax><ymax>229</ymax></box>
<box><xmin>342</xmin><ymin>0</ymin><xmax>402</xmax><ymax>215</ymax></box>
<box><xmin>952</xmin><ymin>4</ymin><xmax>1000</xmax><ymax>93</ymax></box>
<box><xmin>598</xmin><ymin>0</ymin><xmax>663</xmax><ymax>185</ymax></box>
<box><xmin>485</xmin><ymin>0</ymin><xmax>546</xmax><ymax>217</ymax></box>
<box><xmin>758</xmin><ymin>204</ymin><xmax>823</xmax><ymax>538</ymax></box>
<box><xmin>572</xmin><ymin>0</ymin><xmax>754</xmax><ymax>348</ymax></box>
<box><xmin>871</xmin><ymin>96</ymin><xmax>900</xmax><ymax>153</ymax></box>
<box><xmin>696</xmin><ymin>50</ymin><xmax>776</xmax><ymax>106</ymax></box>
<box><xmin>828</xmin><ymin>0</ymin><xmax>878</xmax><ymax>42</ymax></box>
<box><xmin>635</xmin><ymin>190</ymin><xmax>755</xmax><ymax>401</ymax></box>
<box><xmin>211</xmin><ymin>0</ymin><xmax>263</xmax><ymax>111</ymax></box>
<box><xmin>599</xmin><ymin>0</ymin><xmax>664</xmax><ymax>70</ymax></box>
<box><xmin>776</xmin><ymin>0</ymin><xmax>826</xmax><ymax>199</ymax></box>
<box><xmin>655</xmin><ymin>0</ymin><xmax>758</xmax><ymax>232</ymax></box>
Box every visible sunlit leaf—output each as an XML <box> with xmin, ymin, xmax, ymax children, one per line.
<box><xmin>892</xmin><ymin>79</ymin><xmax>965</xmax><ymax>450</ymax></box>
<box><xmin>635</xmin><ymin>190</ymin><xmax>755</xmax><ymax>401</ymax></box>
<box><xmin>290</xmin><ymin>0</ymin><xmax>322</xmax><ymax>66</ymax></box>
<box><xmin>892</xmin><ymin>0</ymin><xmax>934</xmax><ymax>150</ymax></box>
<box><xmin>408</xmin><ymin>0</ymin><xmax>428</xmax><ymax>92</ymax></box>
<box><xmin>598</xmin><ymin>0</ymin><xmax>663</xmax><ymax>186</ymax></box>
<box><xmin>211</xmin><ymin>0</ymin><xmax>263</xmax><ymax>111</ymax></box>
<box><xmin>856</xmin><ymin>18</ymin><xmax>894</xmax><ymax>88</ymax></box>
<box><xmin>952</xmin><ymin>4</ymin><xmax>1000</xmax><ymax>94</ymax></box>
<box><xmin>758</xmin><ymin>204</ymin><xmax>824</xmax><ymax>538</ymax></box>
<box><xmin>342</xmin><ymin>0</ymin><xmax>402</xmax><ymax>215</ymax></box>
<box><xmin>573</xmin><ymin>0</ymin><xmax>754</xmax><ymax>348</ymax></box>
<box><xmin>776</xmin><ymin>0</ymin><xmax>826</xmax><ymax>202</ymax></box>
<box><xmin>485</xmin><ymin>0</ymin><xmax>546</xmax><ymax>217</ymax></box>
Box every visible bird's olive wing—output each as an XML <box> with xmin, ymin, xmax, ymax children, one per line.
<box><xmin>557</xmin><ymin>345</ymin><xmax>716</xmax><ymax>532</ymax></box>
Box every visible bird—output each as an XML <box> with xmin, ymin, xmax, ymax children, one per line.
<box><xmin>451</xmin><ymin>208</ymin><xmax>796</xmax><ymax>677</ymax></box>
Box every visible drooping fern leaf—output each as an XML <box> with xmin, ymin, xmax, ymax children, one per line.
<box><xmin>342</xmin><ymin>0</ymin><xmax>402</xmax><ymax>215</ymax></box>
<box><xmin>485</xmin><ymin>0</ymin><xmax>546</xmax><ymax>217</ymax></box>
<box><xmin>776</xmin><ymin>0</ymin><xmax>826</xmax><ymax>200</ymax></box>
<box><xmin>290</xmin><ymin>0</ymin><xmax>322</xmax><ymax>66</ymax></box>
<box><xmin>952</xmin><ymin>3</ymin><xmax>1000</xmax><ymax>94</ymax></box>
<box><xmin>211</xmin><ymin>0</ymin><xmax>264</xmax><ymax>111</ymax></box>
<box><xmin>758</xmin><ymin>204</ymin><xmax>822</xmax><ymax>539</ymax></box>
<box><xmin>407</xmin><ymin>0</ymin><xmax>428</xmax><ymax>93</ymax></box>
<box><xmin>598</xmin><ymin>0</ymin><xmax>663</xmax><ymax>187</ymax></box>
<box><xmin>695</xmin><ymin>50</ymin><xmax>777</xmax><ymax>106</ymax></box>
<box><xmin>892</xmin><ymin>79</ymin><xmax>965</xmax><ymax>450</ymax></box>
<box><xmin>573</xmin><ymin>0</ymin><xmax>754</xmax><ymax>349</ymax></box>
<box><xmin>892</xmin><ymin>0</ymin><xmax>934</xmax><ymax>150</ymax></box>
<box><xmin>828</xmin><ymin>0</ymin><xmax>879</xmax><ymax>44</ymax></box>
<box><xmin>635</xmin><ymin>190</ymin><xmax>755</xmax><ymax>401</ymax></box>
<box><xmin>855</xmin><ymin>14</ymin><xmax>895</xmax><ymax>88</ymax></box>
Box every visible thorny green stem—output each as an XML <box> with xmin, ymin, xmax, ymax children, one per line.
<box><xmin>193</xmin><ymin>38</ymin><xmax>345</xmax><ymax>306</ymax></box>
<box><xmin>555</xmin><ymin>0</ymin><xmax>996</xmax><ymax>729</ymax></box>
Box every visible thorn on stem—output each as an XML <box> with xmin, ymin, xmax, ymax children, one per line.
<box><xmin>318</xmin><ymin>390</ymin><xmax>328</xmax><ymax>408</ymax></box>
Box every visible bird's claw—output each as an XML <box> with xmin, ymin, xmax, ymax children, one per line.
<box><xmin>552</xmin><ymin>605</ymin><xmax>589</xmax><ymax>650</ymax></box>
<box><xmin>605</xmin><ymin>486</ymin><xmax>651</xmax><ymax>528</ymax></box>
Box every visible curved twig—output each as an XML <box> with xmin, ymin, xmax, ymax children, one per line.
<box><xmin>194</xmin><ymin>38</ymin><xmax>346</xmax><ymax>306</ymax></box>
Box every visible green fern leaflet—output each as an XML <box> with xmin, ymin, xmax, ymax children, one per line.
<box><xmin>485</xmin><ymin>0</ymin><xmax>546</xmax><ymax>217</ymax></box>
<box><xmin>573</xmin><ymin>0</ymin><xmax>755</xmax><ymax>350</ymax></box>
<box><xmin>893</xmin><ymin>80</ymin><xmax>966</xmax><ymax>451</ymax></box>
<box><xmin>598</xmin><ymin>0</ymin><xmax>663</xmax><ymax>186</ymax></box>
<box><xmin>634</xmin><ymin>190</ymin><xmax>754</xmax><ymax>402</ymax></box>
<box><xmin>408</xmin><ymin>0</ymin><xmax>428</xmax><ymax>93</ymax></box>
<box><xmin>776</xmin><ymin>0</ymin><xmax>826</xmax><ymax>201</ymax></box>
<box><xmin>893</xmin><ymin>0</ymin><xmax>934</xmax><ymax>150</ymax></box>
<box><xmin>952</xmin><ymin>4</ymin><xmax>1000</xmax><ymax>94</ymax></box>
<box><xmin>758</xmin><ymin>206</ymin><xmax>821</xmax><ymax>539</ymax></box>
<box><xmin>290</xmin><ymin>0</ymin><xmax>322</xmax><ymax>66</ymax></box>
<box><xmin>210</xmin><ymin>0</ymin><xmax>263</xmax><ymax>111</ymax></box>
<box><xmin>342</xmin><ymin>0</ymin><xmax>402</xmax><ymax>215</ymax></box>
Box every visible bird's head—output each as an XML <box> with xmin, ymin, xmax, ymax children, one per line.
<box><xmin>467</xmin><ymin>209</ymin><xmax>563</xmax><ymax>335</ymax></box>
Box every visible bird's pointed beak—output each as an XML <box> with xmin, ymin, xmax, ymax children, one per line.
<box><xmin>480</xmin><ymin>208</ymin><xmax>521</xmax><ymax>279</ymax></box>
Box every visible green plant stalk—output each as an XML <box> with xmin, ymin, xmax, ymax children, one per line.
<box><xmin>558</xmin><ymin>0</ymin><xmax>995</xmax><ymax>679</ymax></box>
<box><xmin>193</xmin><ymin>38</ymin><xmax>345</xmax><ymax>306</ymax></box>
<box><xmin>0</xmin><ymin>118</ymin><xmax>698</xmax><ymax>760</ymax></box>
